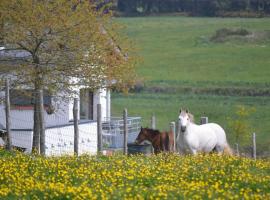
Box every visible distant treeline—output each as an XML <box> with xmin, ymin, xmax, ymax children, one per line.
<box><xmin>117</xmin><ymin>0</ymin><xmax>270</xmax><ymax>17</ymax></box>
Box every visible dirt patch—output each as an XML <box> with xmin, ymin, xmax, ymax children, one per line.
<box><xmin>210</xmin><ymin>28</ymin><xmax>270</xmax><ymax>43</ymax></box>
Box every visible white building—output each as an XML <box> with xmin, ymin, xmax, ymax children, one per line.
<box><xmin>0</xmin><ymin>47</ymin><xmax>111</xmax><ymax>156</ymax></box>
<box><xmin>0</xmin><ymin>88</ymin><xmax>111</xmax><ymax>156</ymax></box>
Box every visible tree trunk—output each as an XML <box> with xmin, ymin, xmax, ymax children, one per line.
<box><xmin>5</xmin><ymin>79</ymin><xmax>12</xmax><ymax>150</ymax></box>
<box><xmin>32</xmin><ymin>61</ymin><xmax>42</xmax><ymax>154</ymax></box>
<box><xmin>39</xmin><ymin>89</ymin><xmax>45</xmax><ymax>155</ymax></box>
<box><xmin>32</xmin><ymin>90</ymin><xmax>40</xmax><ymax>154</ymax></box>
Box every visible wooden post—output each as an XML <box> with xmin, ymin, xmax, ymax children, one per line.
<box><xmin>5</xmin><ymin>79</ymin><xmax>12</xmax><ymax>150</ymax></box>
<box><xmin>235</xmin><ymin>143</ymin><xmax>239</xmax><ymax>156</ymax></box>
<box><xmin>151</xmin><ymin>113</ymin><xmax>156</xmax><ymax>129</ymax></box>
<box><xmin>252</xmin><ymin>132</ymin><xmax>256</xmax><ymax>160</ymax></box>
<box><xmin>170</xmin><ymin>122</ymin><xmax>176</xmax><ymax>152</ymax></box>
<box><xmin>39</xmin><ymin>89</ymin><xmax>45</xmax><ymax>155</ymax></box>
<box><xmin>73</xmin><ymin>98</ymin><xmax>79</xmax><ymax>155</ymax></box>
<box><xmin>97</xmin><ymin>104</ymin><xmax>102</xmax><ymax>153</ymax></box>
<box><xmin>123</xmin><ymin>108</ymin><xmax>128</xmax><ymax>155</ymax></box>
<box><xmin>200</xmin><ymin>116</ymin><xmax>208</xmax><ymax>124</ymax></box>
<box><xmin>176</xmin><ymin>120</ymin><xmax>181</xmax><ymax>152</ymax></box>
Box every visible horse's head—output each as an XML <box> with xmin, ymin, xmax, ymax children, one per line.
<box><xmin>135</xmin><ymin>127</ymin><xmax>150</xmax><ymax>144</ymax></box>
<box><xmin>179</xmin><ymin>109</ymin><xmax>191</xmax><ymax>132</ymax></box>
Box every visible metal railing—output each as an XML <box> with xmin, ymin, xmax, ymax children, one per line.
<box><xmin>102</xmin><ymin>117</ymin><xmax>141</xmax><ymax>149</ymax></box>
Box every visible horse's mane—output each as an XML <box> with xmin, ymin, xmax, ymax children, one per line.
<box><xmin>144</xmin><ymin>128</ymin><xmax>161</xmax><ymax>135</ymax></box>
<box><xmin>188</xmin><ymin>113</ymin><xmax>195</xmax><ymax>122</ymax></box>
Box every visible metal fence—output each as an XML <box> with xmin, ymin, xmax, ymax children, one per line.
<box><xmin>102</xmin><ymin>117</ymin><xmax>141</xmax><ymax>149</ymax></box>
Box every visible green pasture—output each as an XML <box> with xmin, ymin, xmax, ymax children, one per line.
<box><xmin>112</xmin><ymin>17</ymin><xmax>270</xmax><ymax>152</ymax></box>
<box><xmin>112</xmin><ymin>93</ymin><xmax>270</xmax><ymax>150</ymax></box>
<box><xmin>117</xmin><ymin>17</ymin><xmax>270</xmax><ymax>87</ymax></box>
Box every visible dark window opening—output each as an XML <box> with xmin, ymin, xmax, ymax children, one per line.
<box><xmin>10</xmin><ymin>89</ymin><xmax>52</xmax><ymax>108</ymax></box>
<box><xmin>80</xmin><ymin>89</ymin><xmax>94</xmax><ymax>120</ymax></box>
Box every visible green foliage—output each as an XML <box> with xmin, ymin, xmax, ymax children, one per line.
<box><xmin>0</xmin><ymin>0</ymin><xmax>137</xmax><ymax>93</ymax></box>
<box><xmin>117</xmin><ymin>0</ymin><xmax>270</xmax><ymax>16</ymax></box>
<box><xmin>228</xmin><ymin>105</ymin><xmax>256</xmax><ymax>145</ymax></box>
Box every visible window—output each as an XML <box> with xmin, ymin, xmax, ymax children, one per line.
<box><xmin>10</xmin><ymin>89</ymin><xmax>52</xmax><ymax>110</ymax></box>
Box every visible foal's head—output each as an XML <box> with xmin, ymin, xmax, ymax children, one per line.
<box><xmin>135</xmin><ymin>127</ymin><xmax>154</xmax><ymax>144</ymax></box>
<box><xmin>179</xmin><ymin>109</ymin><xmax>191</xmax><ymax>132</ymax></box>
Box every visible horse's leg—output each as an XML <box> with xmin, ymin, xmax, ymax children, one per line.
<box><xmin>213</xmin><ymin>145</ymin><xmax>224</xmax><ymax>155</ymax></box>
<box><xmin>217</xmin><ymin>147</ymin><xmax>224</xmax><ymax>156</ymax></box>
<box><xmin>190</xmin><ymin>148</ymin><xmax>197</xmax><ymax>155</ymax></box>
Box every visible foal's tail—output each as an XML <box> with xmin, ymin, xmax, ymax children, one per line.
<box><xmin>224</xmin><ymin>142</ymin><xmax>233</xmax><ymax>156</ymax></box>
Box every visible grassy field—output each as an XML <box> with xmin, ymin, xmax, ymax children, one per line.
<box><xmin>116</xmin><ymin>17</ymin><xmax>270</xmax><ymax>85</ymax></box>
<box><xmin>112</xmin><ymin>17</ymin><xmax>270</xmax><ymax>152</ymax></box>
<box><xmin>0</xmin><ymin>149</ymin><xmax>269</xmax><ymax>199</ymax></box>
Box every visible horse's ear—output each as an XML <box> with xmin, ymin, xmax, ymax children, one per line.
<box><xmin>179</xmin><ymin>108</ymin><xmax>182</xmax><ymax>113</ymax></box>
<box><xmin>186</xmin><ymin>109</ymin><xmax>189</xmax><ymax>113</ymax></box>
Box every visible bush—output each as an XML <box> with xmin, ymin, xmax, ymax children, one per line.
<box><xmin>211</xmin><ymin>28</ymin><xmax>250</xmax><ymax>42</ymax></box>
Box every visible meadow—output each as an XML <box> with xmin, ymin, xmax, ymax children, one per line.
<box><xmin>0</xmin><ymin>148</ymin><xmax>269</xmax><ymax>199</ymax></box>
<box><xmin>112</xmin><ymin>17</ymin><xmax>270</xmax><ymax>153</ymax></box>
<box><xmin>116</xmin><ymin>17</ymin><xmax>270</xmax><ymax>85</ymax></box>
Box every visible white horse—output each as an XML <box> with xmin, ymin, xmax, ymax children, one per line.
<box><xmin>176</xmin><ymin>109</ymin><xmax>232</xmax><ymax>155</ymax></box>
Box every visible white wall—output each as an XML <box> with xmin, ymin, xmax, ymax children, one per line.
<box><xmin>0</xmin><ymin>87</ymin><xmax>111</xmax><ymax>129</ymax></box>
<box><xmin>0</xmin><ymin>100</ymin><xmax>70</xmax><ymax>130</ymax></box>
<box><xmin>92</xmin><ymin>88</ymin><xmax>110</xmax><ymax>121</ymax></box>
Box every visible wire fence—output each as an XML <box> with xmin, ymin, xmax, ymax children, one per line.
<box><xmin>0</xmin><ymin>111</ymin><xmax>98</xmax><ymax>156</ymax></box>
<box><xmin>0</xmin><ymin>92</ymin><xmax>141</xmax><ymax>156</ymax></box>
<box><xmin>0</xmin><ymin>82</ymin><xmax>267</xmax><ymax>158</ymax></box>
<box><xmin>1</xmin><ymin>108</ymin><xmax>268</xmax><ymax>158</ymax></box>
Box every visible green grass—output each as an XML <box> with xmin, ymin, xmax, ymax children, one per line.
<box><xmin>117</xmin><ymin>17</ymin><xmax>270</xmax><ymax>86</ymax></box>
<box><xmin>112</xmin><ymin>93</ymin><xmax>270</xmax><ymax>149</ymax></box>
<box><xmin>112</xmin><ymin>16</ymin><xmax>270</xmax><ymax>153</ymax></box>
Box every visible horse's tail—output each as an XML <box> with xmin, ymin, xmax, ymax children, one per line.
<box><xmin>224</xmin><ymin>142</ymin><xmax>233</xmax><ymax>156</ymax></box>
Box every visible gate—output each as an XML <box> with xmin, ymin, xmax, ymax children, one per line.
<box><xmin>102</xmin><ymin>117</ymin><xmax>141</xmax><ymax>149</ymax></box>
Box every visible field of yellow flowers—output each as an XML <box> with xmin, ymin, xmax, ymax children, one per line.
<box><xmin>0</xmin><ymin>148</ymin><xmax>269</xmax><ymax>200</ymax></box>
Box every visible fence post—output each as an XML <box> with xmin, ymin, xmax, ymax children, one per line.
<box><xmin>123</xmin><ymin>108</ymin><xmax>128</xmax><ymax>155</ymax></box>
<box><xmin>5</xmin><ymin>79</ymin><xmax>12</xmax><ymax>151</ymax></box>
<box><xmin>73</xmin><ymin>98</ymin><xmax>79</xmax><ymax>155</ymax></box>
<box><xmin>151</xmin><ymin>113</ymin><xmax>156</xmax><ymax>129</ymax></box>
<box><xmin>39</xmin><ymin>89</ymin><xmax>45</xmax><ymax>155</ymax></box>
<box><xmin>252</xmin><ymin>132</ymin><xmax>256</xmax><ymax>160</ymax></box>
<box><xmin>170</xmin><ymin>122</ymin><xmax>176</xmax><ymax>152</ymax></box>
<box><xmin>200</xmin><ymin>116</ymin><xmax>208</xmax><ymax>125</ymax></box>
<box><xmin>176</xmin><ymin>120</ymin><xmax>181</xmax><ymax>152</ymax></box>
<box><xmin>235</xmin><ymin>143</ymin><xmax>239</xmax><ymax>156</ymax></box>
<box><xmin>97</xmin><ymin>104</ymin><xmax>102</xmax><ymax>154</ymax></box>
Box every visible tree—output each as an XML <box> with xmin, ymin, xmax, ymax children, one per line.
<box><xmin>228</xmin><ymin>105</ymin><xmax>256</xmax><ymax>148</ymax></box>
<box><xmin>0</xmin><ymin>0</ymin><xmax>137</xmax><ymax>153</ymax></box>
